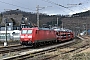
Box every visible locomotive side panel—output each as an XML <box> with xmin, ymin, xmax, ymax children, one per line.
<box><xmin>34</xmin><ymin>30</ymin><xmax>56</xmax><ymax>43</ymax></box>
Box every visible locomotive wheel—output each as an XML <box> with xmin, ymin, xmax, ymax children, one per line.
<box><xmin>33</xmin><ymin>43</ymin><xmax>37</xmax><ymax>48</ymax></box>
<box><xmin>20</xmin><ymin>42</ymin><xmax>25</xmax><ymax>45</ymax></box>
<box><xmin>57</xmin><ymin>40</ymin><xmax>61</xmax><ymax>43</ymax></box>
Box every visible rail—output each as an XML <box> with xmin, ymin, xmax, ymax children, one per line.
<box><xmin>3</xmin><ymin>40</ymin><xmax>75</xmax><ymax>60</ymax></box>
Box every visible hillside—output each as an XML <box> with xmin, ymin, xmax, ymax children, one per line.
<box><xmin>0</xmin><ymin>9</ymin><xmax>90</xmax><ymax>32</ymax></box>
<box><xmin>0</xmin><ymin>9</ymin><xmax>62</xmax><ymax>27</ymax></box>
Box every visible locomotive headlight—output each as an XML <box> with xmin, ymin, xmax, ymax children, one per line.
<box><xmin>28</xmin><ymin>36</ymin><xmax>32</xmax><ymax>38</ymax></box>
<box><xmin>21</xmin><ymin>36</ymin><xmax>24</xmax><ymax>38</ymax></box>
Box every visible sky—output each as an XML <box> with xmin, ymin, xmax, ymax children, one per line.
<box><xmin>0</xmin><ymin>0</ymin><xmax>90</xmax><ymax>15</ymax></box>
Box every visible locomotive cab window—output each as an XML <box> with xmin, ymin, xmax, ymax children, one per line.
<box><xmin>27</xmin><ymin>30</ymin><xmax>32</xmax><ymax>34</ymax></box>
<box><xmin>21</xmin><ymin>30</ymin><xmax>27</xmax><ymax>34</ymax></box>
<box><xmin>21</xmin><ymin>30</ymin><xmax>32</xmax><ymax>34</ymax></box>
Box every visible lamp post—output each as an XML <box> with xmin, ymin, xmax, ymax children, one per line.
<box><xmin>4</xmin><ymin>18</ymin><xmax>8</xmax><ymax>46</ymax></box>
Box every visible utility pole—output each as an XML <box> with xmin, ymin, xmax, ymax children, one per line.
<box><xmin>4</xmin><ymin>18</ymin><xmax>8</xmax><ymax>46</ymax></box>
<box><xmin>57</xmin><ymin>17</ymin><xmax>58</xmax><ymax>27</ymax></box>
<box><xmin>36</xmin><ymin>5</ymin><xmax>52</xmax><ymax>28</ymax></box>
<box><xmin>36</xmin><ymin>5</ymin><xmax>39</xmax><ymax>28</ymax></box>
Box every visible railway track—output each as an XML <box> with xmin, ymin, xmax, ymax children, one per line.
<box><xmin>1</xmin><ymin>36</ymin><xmax>86</xmax><ymax>60</ymax></box>
<box><xmin>40</xmin><ymin>38</ymin><xmax>90</xmax><ymax>60</ymax></box>
<box><xmin>61</xmin><ymin>38</ymin><xmax>90</xmax><ymax>55</ymax></box>
<box><xmin>0</xmin><ymin>44</ymin><xmax>34</xmax><ymax>60</ymax></box>
<box><xmin>2</xmin><ymin>39</ymin><xmax>79</xmax><ymax>60</ymax></box>
<box><xmin>0</xmin><ymin>44</ymin><xmax>31</xmax><ymax>54</ymax></box>
<box><xmin>62</xmin><ymin>44</ymin><xmax>90</xmax><ymax>54</ymax></box>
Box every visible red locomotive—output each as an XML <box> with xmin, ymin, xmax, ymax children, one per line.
<box><xmin>20</xmin><ymin>27</ymin><xmax>74</xmax><ymax>46</ymax></box>
<box><xmin>20</xmin><ymin>27</ymin><xmax>56</xmax><ymax>46</ymax></box>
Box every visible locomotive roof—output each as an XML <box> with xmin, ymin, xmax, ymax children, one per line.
<box><xmin>39</xmin><ymin>28</ymin><xmax>53</xmax><ymax>30</ymax></box>
<box><xmin>22</xmin><ymin>27</ymin><xmax>54</xmax><ymax>31</ymax></box>
<box><xmin>22</xmin><ymin>27</ymin><xmax>38</xmax><ymax>30</ymax></box>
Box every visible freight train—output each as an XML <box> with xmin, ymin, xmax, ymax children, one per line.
<box><xmin>20</xmin><ymin>27</ymin><xmax>74</xmax><ymax>46</ymax></box>
<box><xmin>53</xmin><ymin>27</ymin><xmax>74</xmax><ymax>42</ymax></box>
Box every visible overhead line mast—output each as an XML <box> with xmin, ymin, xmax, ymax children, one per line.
<box><xmin>36</xmin><ymin>5</ymin><xmax>52</xmax><ymax>28</ymax></box>
<box><xmin>36</xmin><ymin>5</ymin><xmax>39</xmax><ymax>28</ymax></box>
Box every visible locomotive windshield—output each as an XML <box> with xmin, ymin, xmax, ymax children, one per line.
<box><xmin>27</xmin><ymin>30</ymin><xmax>32</xmax><ymax>34</ymax></box>
<box><xmin>21</xmin><ymin>30</ymin><xmax>32</xmax><ymax>34</ymax></box>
